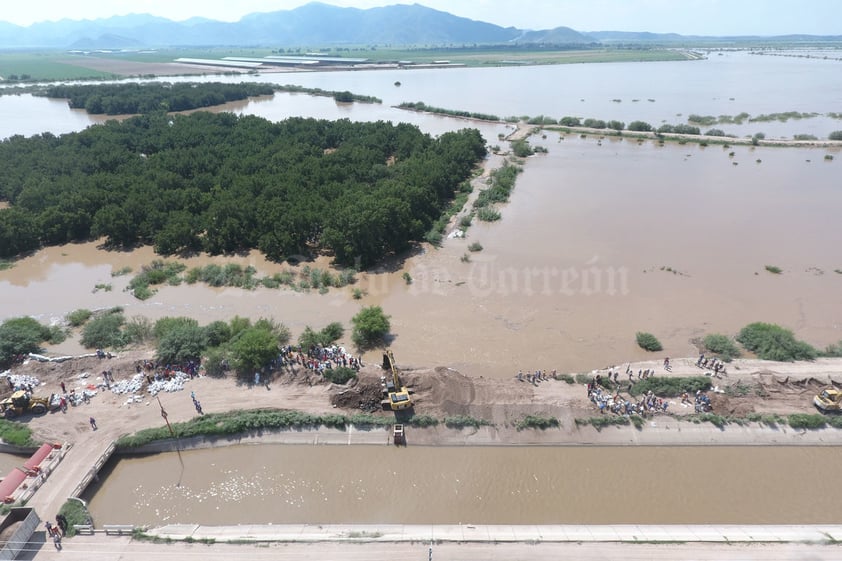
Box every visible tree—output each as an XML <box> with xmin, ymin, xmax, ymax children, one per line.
<box><xmin>80</xmin><ymin>312</ymin><xmax>125</xmax><ymax>349</ymax></box>
<box><xmin>627</xmin><ymin>121</ymin><xmax>653</xmax><ymax>132</ymax></box>
<box><xmin>829</xmin><ymin>131</ymin><xmax>842</xmax><ymax>141</ymax></box>
<box><xmin>635</xmin><ymin>332</ymin><xmax>663</xmax><ymax>352</ymax></box>
<box><xmin>157</xmin><ymin>324</ymin><xmax>208</xmax><ymax>364</ymax></box>
<box><xmin>351</xmin><ymin>306</ymin><xmax>391</xmax><ymax>350</ymax></box>
<box><xmin>228</xmin><ymin>327</ymin><xmax>279</xmax><ymax>374</ymax></box>
<box><xmin>736</xmin><ymin>322</ymin><xmax>817</xmax><ymax>362</ymax></box>
<box><xmin>0</xmin><ymin>317</ymin><xmax>49</xmax><ymax>367</ymax></box>
<box><xmin>607</xmin><ymin>120</ymin><xmax>625</xmax><ymax>131</ymax></box>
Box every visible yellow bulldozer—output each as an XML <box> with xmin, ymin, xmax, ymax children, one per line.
<box><xmin>381</xmin><ymin>351</ymin><xmax>412</xmax><ymax>411</ymax></box>
<box><xmin>814</xmin><ymin>387</ymin><xmax>842</xmax><ymax>412</ymax></box>
<box><xmin>0</xmin><ymin>390</ymin><xmax>56</xmax><ymax>419</ymax></box>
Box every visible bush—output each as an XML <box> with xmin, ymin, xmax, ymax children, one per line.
<box><xmin>787</xmin><ymin>413</ymin><xmax>827</xmax><ymax>429</ymax></box>
<box><xmin>629</xmin><ymin>376</ymin><xmax>711</xmax><ymax>397</ymax></box>
<box><xmin>203</xmin><ymin>321</ymin><xmax>233</xmax><ymax>347</ymax></box>
<box><xmin>351</xmin><ymin>306</ymin><xmax>391</xmax><ymax>350</ymax></box>
<box><xmin>607</xmin><ymin>120</ymin><xmax>625</xmax><ymax>131</ymax></box>
<box><xmin>705</xmin><ymin>128</ymin><xmax>726</xmax><ymax>137</ymax></box>
<box><xmin>80</xmin><ymin>311</ymin><xmax>125</xmax><ymax>349</ymax></box>
<box><xmin>559</xmin><ymin>116</ymin><xmax>581</xmax><ymax>126</ymax></box>
<box><xmin>635</xmin><ymin>331</ymin><xmax>663</xmax><ymax>352</ymax></box>
<box><xmin>702</xmin><ymin>333</ymin><xmax>741</xmax><ymax>361</ymax></box>
<box><xmin>555</xmin><ymin>373</ymin><xmax>575</xmax><ymax>384</ymax></box>
<box><xmin>323</xmin><ymin>366</ymin><xmax>357</xmax><ymax>384</ymax></box>
<box><xmin>299</xmin><ymin>322</ymin><xmax>345</xmax><ymax>350</ymax></box>
<box><xmin>765</xmin><ymin>265</ymin><xmax>783</xmax><ymax>274</ymax></box>
<box><xmin>468</xmin><ymin>242</ymin><xmax>483</xmax><ymax>252</ymax></box>
<box><xmin>581</xmin><ymin>416</ymin><xmax>630</xmax><ymax>431</ymax></box>
<box><xmin>153</xmin><ymin>316</ymin><xmax>199</xmax><ymax>340</ymax></box>
<box><xmin>228</xmin><ymin>327</ymin><xmax>280</xmax><ymax>375</ymax></box>
<box><xmin>829</xmin><ymin>131</ymin><xmax>842</xmax><ymax>141</ymax></box>
<box><xmin>736</xmin><ymin>322</ymin><xmax>818</xmax><ymax>362</ymax></box>
<box><xmin>515</xmin><ymin>415</ymin><xmax>559</xmax><ymax>430</ymax></box>
<box><xmin>66</xmin><ymin>309</ymin><xmax>93</xmax><ymax>327</ymax></box>
<box><xmin>582</xmin><ymin>118</ymin><xmax>606</xmax><ymax>129</ymax></box>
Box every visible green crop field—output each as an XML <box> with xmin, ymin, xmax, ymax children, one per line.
<box><xmin>0</xmin><ymin>52</ymin><xmax>117</xmax><ymax>80</ymax></box>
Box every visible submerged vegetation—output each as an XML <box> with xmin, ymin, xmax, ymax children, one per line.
<box><xmin>0</xmin><ymin>113</ymin><xmax>486</xmax><ymax>266</ymax></box>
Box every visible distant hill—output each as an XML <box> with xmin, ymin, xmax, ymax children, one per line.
<box><xmin>0</xmin><ymin>2</ymin><xmax>839</xmax><ymax>49</ymax></box>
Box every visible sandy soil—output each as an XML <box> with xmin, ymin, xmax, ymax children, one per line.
<box><xmin>9</xmin><ymin>351</ymin><xmax>842</xmax><ymax>449</ymax></box>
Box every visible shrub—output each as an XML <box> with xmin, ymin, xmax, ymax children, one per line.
<box><xmin>585</xmin><ymin>416</ymin><xmax>630</xmax><ymax>431</ymax></box>
<box><xmin>228</xmin><ymin>327</ymin><xmax>280</xmax><ymax>375</ymax></box>
<box><xmin>402</xmin><ymin>272</ymin><xmax>412</xmax><ymax>285</ymax></box>
<box><xmin>629</xmin><ymin>376</ymin><xmax>711</xmax><ymax>397</ymax></box>
<box><xmin>559</xmin><ymin>116</ymin><xmax>581</xmax><ymax>126</ymax></box>
<box><xmin>468</xmin><ymin>242</ymin><xmax>483</xmax><ymax>252</ymax></box>
<box><xmin>66</xmin><ymin>309</ymin><xmax>93</xmax><ymax>327</ymax></box>
<box><xmin>351</xmin><ymin>306</ymin><xmax>391</xmax><ymax>350</ymax></box>
<box><xmin>635</xmin><ymin>331</ymin><xmax>663</xmax><ymax>352</ymax></box>
<box><xmin>764</xmin><ymin>265</ymin><xmax>783</xmax><ymax>274</ymax></box>
<box><xmin>829</xmin><ymin>131</ymin><xmax>842</xmax><ymax>141</ymax></box>
<box><xmin>515</xmin><ymin>415</ymin><xmax>559</xmax><ymax>430</ymax></box>
<box><xmin>203</xmin><ymin>321</ymin><xmax>233</xmax><ymax>347</ymax></box>
<box><xmin>736</xmin><ymin>322</ymin><xmax>818</xmax><ymax>362</ymax></box>
<box><xmin>323</xmin><ymin>366</ymin><xmax>357</xmax><ymax>384</ymax></box>
<box><xmin>607</xmin><ymin>120</ymin><xmax>625</xmax><ymax>131</ymax></box>
<box><xmin>702</xmin><ymin>333</ymin><xmax>741</xmax><ymax>361</ymax></box>
<box><xmin>705</xmin><ymin>128</ymin><xmax>726</xmax><ymax>136</ymax></box>
<box><xmin>299</xmin><ymin>323</ymin><xmax>345</xmax><ymax>350</ymax></box>
<box><xmin>0</xmin><ymin>317</ymin><xmax>53</xmax><ymax>365</ymax></box>
<box><xmin>582</xmin><ymin>118</ymin><xmax>606</xmax><ymax>129</ymax></box>
<box><xmin>80</xmin><ymin>311</ymin><xmax>125</xmax><ymax>349</ymax></box>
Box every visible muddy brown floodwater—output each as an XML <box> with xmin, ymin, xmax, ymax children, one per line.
<box><xmin>1</xmin><ymin>136</ymin><xmax>840</xmax><ymax>378</ymax></box>
<box><xmin>84</xmin><ymin>444</ymin><xmax>842</xmax><ymax>526</ymax></box>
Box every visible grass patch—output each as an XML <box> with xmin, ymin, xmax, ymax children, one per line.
<box><xmin>690</xmin><ymin>413</ymin><xmax>729</xmax><ymax>428</ymax></box>
<box><xmin>111</xmin><ymin>266</ymin><xmax>133</xmax><ymax>277</ymax></box>
<box><xmin>0</xmin><ymin>419</ymin><xmax>35</xmax><ymax>447</ymax></box>
<box><xmin>515</xmin><ymin>415</ymin><xmax>559</xmax><ymax>430</ymax></box>
<box><xmin>476</xmin><ymin>207</ymin><xmax>502</xmax><ymax>222</ymax></box>
<box><xmin>0</xmin><ymin>260</ymin><xmax>14</xmax><ymax>271</ymax></box>
<box><xmin>635</xmin><ymin>331</ymin><xmax>663</xmax><ymax>352</ymax></box>
<box><xmin>629</xmin><ymin>376</ymin><xmax>711</xmax><ymax>397</ymax></box>
<box><xmin>764</xmin><ymin>265</ymin><xmax>783</xmax><ymax>274</ymax></box>
<box><xmin>555</xmin><ymin>373</ymin><xmax>576</xmax><ymax>384</ymax></box>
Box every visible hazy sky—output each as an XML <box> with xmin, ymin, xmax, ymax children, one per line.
<box><xmin>3</xmin><ymin>0</ymin><xmax>840</xmax><ymax>35</ymax></box>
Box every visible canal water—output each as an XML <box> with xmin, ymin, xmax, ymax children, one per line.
<box><xmin>84</xmin><ymin>444</ymin><xmax>842</xmax><ymax>525</ymax></box>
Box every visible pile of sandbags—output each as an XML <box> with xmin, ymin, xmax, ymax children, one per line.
<box><xmin>6</xmin><ymin>373</ymin><xmax>41</xmax><ymax>390</ymax></box>
<box><xmin>147</xmin><ymin>371</ymin><xmax>190</xmax><ymax>395</ymax></box>
<box><xmin>110</xmin><ymin>374</ymin><xmax>146</xmax><ymax>395</ymax></box>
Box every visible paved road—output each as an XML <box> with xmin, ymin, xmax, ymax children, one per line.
<box><xmin>21</xmin><ymin>533</ymin><xmax>842</xmax><ymax>561</ymax></box>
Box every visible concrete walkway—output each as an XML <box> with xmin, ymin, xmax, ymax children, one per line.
<box><xmin>150</xmin><ymin>523</ymin><xmax>842</xmax><ymax>543</ymax></box>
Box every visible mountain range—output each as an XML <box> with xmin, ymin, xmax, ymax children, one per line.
<box><xmin>0</xmin><ymin>2</ymin><xmax>837</xmax><ymax>49</ymax></box>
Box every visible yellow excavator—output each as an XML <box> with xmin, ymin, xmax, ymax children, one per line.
<box><xmin>381</xmin><ymin>351</ymin><xmax>412</xmax><ymax>411</ymax></box>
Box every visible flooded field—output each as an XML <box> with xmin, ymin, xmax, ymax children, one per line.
<box><xmin>2</xmin><ymin>134</ymin><xmax>839</xmax><ymax>377</ymax></box>
<box><xmin>84</xmin><ymin>444</ymin><xmax>842</xmax><ymax>525</ymax></box>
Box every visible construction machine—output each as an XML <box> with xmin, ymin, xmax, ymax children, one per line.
<box><xmin>0</xmin><ymin>390</ymin><xmax>56</xmax><ymax>419</ymax></box>
<box><xmin>814</xmin><ymin>387</ymin><xmax>842</xmax><ymax>412</ymax></box>
<box><xmin>381</xmin><ymin>351</ymin><xmax>412</xmax><ymax>411</ymax></box>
